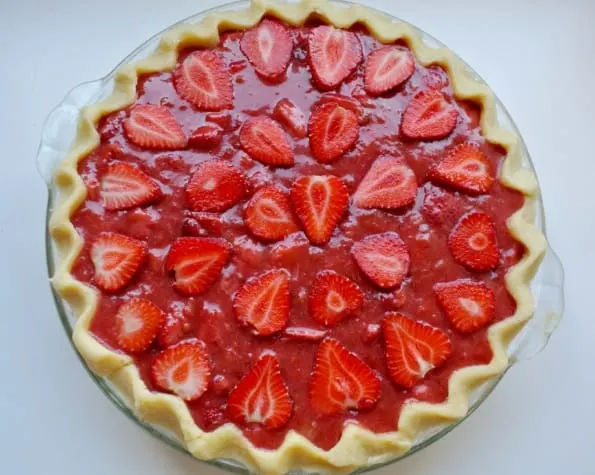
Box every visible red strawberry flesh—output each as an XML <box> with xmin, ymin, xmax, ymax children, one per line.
<box><xmin>240</xmin><ymin>19</ymin><xmax>293</xmax><ymax>79</ymax></box>
<box><xmin>383</xmin><ymin>313</ymin><xmax>452</xmax><ymax>388</ymax></box>
<box><xmin>90</xmin><ymin>232</ymin><xmax>147</xmax><ymax>292</ymax></box>
<box><xmin>115</xmin><ymin>297</ymin><xmax>165</xmax><ymax>353</ymax></box>
<box><xmin>351</xmin><ymin>232</ymin><xmax>410</xmax><ymax>289</ymax></box>
<box><xmin>309</xmin><ymin>338</ymin><xmax>380</xmax><ymax>415</ymax></box>
<box><xmin>151</xmin><ymin>339</ymin><xmax>211</xmax><ymax>401</ymax></box>
<box><xmin>364</xmin><ymin>46</ymin><xmax>415</xmax><ymax>95</ymax></box>
<box><xmin>309</xmin><ymin>270</ymin><xmax>363</xmax><ymax>326</ymax></box>
<box><xmin>273</xmin><ymin>99</ymin><xmax>307</xmax><ymax>138</ymax></box>
<box><xmin>448</xmin><ymin>212</ymin><xmax>500</xmax><ymax>271</ymax></box>
<box><xmin>227</xmin><ymin>353</ymin><xmax>293</xmax><ymax>429</ymax></box>
<box><xmin>166</xmin><ymin>237</ymin><xmax>230</xmax><ymax>295</ymax></box>
<box><xmin>174</xmin><ymin>50</ymin><xmax>233</xmax><ymax>111</ymax></box>
<box><xmin>308</xmin><ymin>101</ymin><xmax>359</xmax><ymax>164</ymax></box>
<box><xmin>239</xmin><ymin>117</ymin><xmax>294</xmax><ymax>166</ymax></box>
<box><xmin>124</xmin><ymin>104</ymin><xmax>187</xmax><ymax>150</ymax></box>
<box><xmin>353</xmin><ymin>156</ymin><xmax>418</xmax><ymax>210</ymax></box>
<box><xmin>233</xmin><ymin>269</ymin><xmax>290</xmax><ymax>335</ymax></box>
<box><xmin>185</xmin><ymin>160</ymin><xmax>246</xmax><ymax>212</ymax></box>
<box><xmin>291</xmin><ymin>175</ymin><xmax>349</xmax><ymax>245</ymax></box>
<box><xmin>245</xmin><ymin>185</ymin><xmax>299</xmax><ymax>242</ymax></box>
<box><xmin>401</xmin><ymin>90</ymin><xmax>458</xmax><ymax>141</ymax></box>
<box><xmin>434</xmin><ymin>279</ymin><xmax>496</xmax><ymax>333</ymax></box>
<box><xmin>101</xmin><ymin>163</ymin><xmax>161</xmax><ymax>211</ymax></box>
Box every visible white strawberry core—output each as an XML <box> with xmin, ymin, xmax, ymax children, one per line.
<box><xmin>202</xmin><ymin>177</ymin><xmax>218</xmax><ymax>191</ymax></box>
<box><xmin>321</xmin><ymin>30</ymin><xmax>347</xmax><ymax>82</ymax></box>
<box><xmin>407</xmin><ymin>343</ymin><xmax>434</xmax><ymax>378</ymax></box>
<box><xmin>256</xmin><ymin>198</ymin><xmax>288</xmax><ymax>223</ymax></box>
<box><xmin>185</xmin><ymin>55</ymin><xmax>218</xmax><ymax>98</ymax></box>
<box><xmin>374</xmin><ymin>49</ymin><xmax>406</xmax><ymax>82</ymax></box>
<box><xmin>468</xmin><ymin>232</ymin><xmax>488</xmax><ymax>251</ymax></box>
<box><xmin>308</xmin><ymin>177</ymin><xmax>331</xmax><ymax>227</ymax></box>
<box><xmin>257</xmin><ymin>26</ymin><xmax>274</xmax><ymax>63</ymax></box>
<box><xmin>132</xmin><ymin>109</ymin><xmax>177</xmax><ymax>141</ymax></box>
<box><xmin>367</xmin><ymin>252</ymin><xmax>406</xmax><ymax>274</ymax></box>
<box><xmin>326</xmin><ymin>290</ymin><xmax>346</xmax><ymax>313</ymax></box>
<box><xmin>120</xmin><ymin>310</ymin><xmax>143</xmax><ymax>336</ymax></box>
<box><xmin>457</xmin><ymin>158</ymin><xmax>485</xmax><ymax>176</ymax></box>
<box><xmin>459</xmin><ymin>297</ymin><xmax>482</xmax><ymax>317</ymax></box>
<box><xmin>167</xmin><ymin>357</ymin><xmax>207</xmax><ymax>400</ymax></box>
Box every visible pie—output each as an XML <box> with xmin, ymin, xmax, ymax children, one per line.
<box><xmin>49</xmin><ymin>0</ymin><xmax>547</xmax><ymax>473</ymax></box>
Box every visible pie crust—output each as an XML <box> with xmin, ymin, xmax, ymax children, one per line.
<box><xmin>49</xmin><ymin>0</ymin><xmax>548</xmax><ymax>473</ymax></box>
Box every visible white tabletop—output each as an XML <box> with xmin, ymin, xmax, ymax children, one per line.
<box><xmin>1</xmin><ymin>0</ymin><xmax>592</xmax><ymax>474</ymax></box>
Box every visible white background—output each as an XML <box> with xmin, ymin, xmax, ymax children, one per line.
<box><xmin>0</xmin><ymin>0</ymin><xmax>592</xmax><ymax>474</ymax></box>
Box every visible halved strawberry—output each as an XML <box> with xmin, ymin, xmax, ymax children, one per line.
<box><xmin>115</xmin><ymin>298</ymin><xmax>165</xmax><ymax>353</ymax></box>
<box><xmin>240</xmin><ymin>19</ymin><xmax>293</xmax><ymax>79</ymax></box>
<box><xmin>308</xmin><ymin>101</ymin><xmax>359</xmax><ymax>163</ymax></box>
<box><xmin>308</xmin><ymin>26</ymin><xmax>363</xmax><ymax>90</ymax></box>
<box><xmin>351</xmin><ymin>232</ymin><xmax>410</xmax><ymax>289</ymax></box>
<box><xmin>448</xmin><ymin>212</ymin><xmax>499</xmax><ymax>271</ymax></box>
<box><xmin>166</xmin><ymin>237</ymin><xmax>231</xmax><ymax>295</ymax></box>
<box><xmin>188</xmin><ymin>124</ymin><xmax>224</xmax><ymax>149</ymax></box>
<box><xmin>400</xmin><ymin>90</ymin><xmax>458</xmax><ymax>141</ymax></box>
<box><xmin>364</xmin><ymin>46</ymin><xmax>415</xmax><ymax>95</ymax></box>
<box><xmin>233</xmin><ymin>269</ymin><xmax>290</xmax><ymax>335</ymax></box>
<box><xmin>101</xmin><ymin>163</ymin><xmax>161</xmax><ymax>211</ymax></box>
<box><xmin>429</xmin><ymin>143</ymin><xmax>495</xmax><ymax>195</ymax></box>
<box><xmin>283</xmin><ymin>327</ymin><xmax>328</xmax><ymax>342</ymax></box>
<box><xmin>316</xmin><ymin>94</ymin><xmax>364</xmax><ymax>124</ymax></box>
<box><xmin>245</xmin><ymin>185</ymin><xmax>299</xmax><ymax>241</ymax></box>
<box><xmin>239</xmin><ymin>117</ymin><xmax>294</xmax><ymax>166</ymax></box>
<box><xmin>382</xmin><ymin>312</ymin><xmax>452</xmax><ymax>388</ymax></box>
<box><xmin>434</xmin><ymin>279</ymin><xmax>496</xmax><ymax>333</ymax></box>
<box><xmin>185</xmin><ymin>160</ymin><xmax>246</xmax><ymax>212</ymax></box>
<box><xmin>90</xmin><ymin>232</ymin><xmax>147</xmax><ymax>292</ymax></box>
<box><xmin>309</xmin><ymin>338</ymin><xmax>380</xmax><ymax>415</ymax></box>
<box><xmin>124</xmin><ymin>104</ymin><xmax>187</xmax><ymax>149</ymax></box>
<box><xmin>353</xmin><ymin>156</ymin><xmax>418</xmax><ymax>210</ymax></box>
<box><xmin>174</xmin><ymin>50</ymin><xmax>233</xmax><ymax>111</ymax></box>
<box><xmin>151</xmin><ymin>339</ymin><xmax>211</xmax><ymax>401</ymax></box>
<box><xmin>227</xmin><ymin>353</ymin><xmax>293</xmax><ymax>429</ymax></box>
<box><xmin>309</xmin><ymin>270</ymin><xmax>363</xmax><ymax>327</ymax></box>
<box><xmin>157</xmin><ymin>312</ymin><xmax>190</xmax><ymax>349</ymax></box>
<box><xmin>273</xmin><ymin>99</ymin><xmax>307</xmax><ymax>138</ymax></box>
<box><xmin>291</xmin><ymin>175</ymin><xmax>349</xmax><ymax>245</ymax></box>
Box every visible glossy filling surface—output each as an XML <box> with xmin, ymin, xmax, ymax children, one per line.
<box><xmin>71</xmin><ymin>22</ymin><xmax>524</xmax><ymax>450</ymax></box>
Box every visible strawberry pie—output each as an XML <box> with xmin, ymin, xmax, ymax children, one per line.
<box><xmin>49</xmin><ymin>1</ymin><xmax>546</xmax><ymax>473</ymax></box>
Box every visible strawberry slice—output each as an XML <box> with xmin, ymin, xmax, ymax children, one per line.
<box><xmin>316</xmin><ymin>94</ymin><xmax>364</xmax><ymax>124</ymax></box>
<box><xmin>353</xmin><ymin>156</ymin><xmax>418</xmax><ymax>210</ymax></box>
<box><xmin>188</xmin><ymin>124</ymin><xmax>224</xmax><ymax>149</ymax></box>
<box><xmin>245</xmin><ymin>185</ymin><xmax>299</xmax><ymax>242</ymax></box>
<box><xmin>227</xmin><ymin>353</ymin><xmax>293</xmax><ymax>429</ymax></box>
<box><xmin>240</xmin><ymin>19</ymin><xmax>293</xmax><ymax>79</ymax></box>
<box><xmin>115</xmin><ymin>298</ymin><xmax>165</xmax><ymax>353</ymax></box>
<box><xmin>151</xmin><ymin>339</ymin><xmax>211</xmax><ymax>401</ymax></box>
<box><xmin>157</xmin><ymin>312</ymin><xmax>190</xmax><ymax>349</ymax></box>
<box><xmin>101</xmin><ymin>163</ymin><xmax>161</xmax><ymax>211</ymax></box>
<box><xmin>273</xmin><ymin>99</ymin><xmax>307</xmax><ymax>138</ymax></box>
<box><xmin>429</xmin><ymin>143</ymin><xmax>495</xmax><ymax>195</ymax></box>
<box><xmin>448</xmin><ymin>212</ymin><xmax>500</xmax><ymax>271</ymax></box>
<box><xmin>434</xmin><ymin>279</ymin><xmax>496</xmax><ymax>333</ymax></box>
<box><xmin>420</xmin><ymin>184</ymin><xmax>464</xmax><ymax>228</ymax></box>
<box><xmin>185</xmin><ymin>160</ymin><xmax>246</xmax><ymax>212</ymax></box>
<box><xmin>291</xmin><ymin>175</ymin><xmax>349</xmax><ymax>245</ymax></box>
<box><xmin>233</xmin><ymin>269</ymin><xmax>290</xmax><ymax>335</ymax></box>
<box><xmin>174</xmin><ymin>50</ymin><xmax>233</xmax><ymax>111</ymax></box>
<box><xmin>309</xmin><ymin>338</ymin><xmax>380</xmax><ymax>415</ymax></box>
<box><xmin>309</xmin><ymin>270</ymin><xmax>364</xmax><ymax>327</ymax></box>
<box><xmin>351</xmin><ymin>232</ymin><xmax>410</xmax><ymax>289</ymax></box>
<box><xmin>308</xmin><ymin>101</ymin><xmax>359</xmax><ymax>163</ymax></box>
<box><xmin>308</xmin><ymin>26</ymin><xmax>363</xmax><ymax>90</ymax></box>
<box><xmin>90</xmin><ymin>232</ymin><xmax>147</xmax><ymax>292</ymax></box>
<box><xmin>364</xmin><ymin>46</ymin><xmax>415</xmax><ymax>95</ymax></box>
<box><xmin>124</xmin><ymin>104</ymin><xmax>187</xmax><ymax>150</ymax></box>
<box><xmin>382</xmin><ymin>312</ymin><xmax>452</xmax><ymax>388</ymax></box>
<box><xmin>283</xmin><ymin>327</ymin><xmax>328</xmax><ymax>342</ymax></box>
<box><xmin>400</xmin><ymin>90</ymin><xmax>458</xmax><ymax>141</ymax></box>
<box><xmin>239</xmin><ymin>117</ymin><xmax>294</xmax><ymax>166</ymax></box>
<box><xmin>166</xmin><ymin>237</ymin><xmax>231</xmax><ymax>295</ymax></box>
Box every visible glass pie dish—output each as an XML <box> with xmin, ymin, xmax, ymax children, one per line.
<box><xmin>38</xmin><ymin>1</ymin><xmax>565</xmax><ymax>473</ymax></box>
